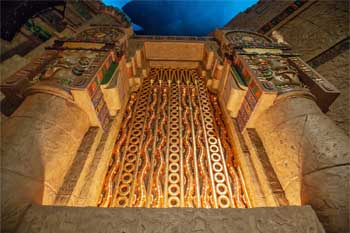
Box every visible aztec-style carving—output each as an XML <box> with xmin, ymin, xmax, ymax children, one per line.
<box><xmin>238</xmin><ymin>54</ymin><xmax>304</xmax><ymax>92</ymax></box>
<box><xmin>24</xmin><ymin>19</ymin><xmax>52</xmax><ymax>42</ymax></box>
<box><xmin>13</xmin><ymin>50</ymin><xmax>115</xmax><ymax>91</ymax></box>
<box><xmin>71</xmin><ymin>0</ymin><xmax>93</xmax><ymax>21</ymax></box>
<box><xmin>221</xmin><ymin>30</ymin><xmax>339</xmax><ymax>131</ymax></box>
<box><xmin>76</xmin><ymin>27</ymin><xmax>125</xmax><ymax>44</ymax></box>
<box><xmin>0</xmin><ymin>1</ymin><xmax>346</xmax><ymax>231</ymax></box>
<box><xmin>1</xmin><ymin>25</ymin><xmax>124</xmax><ymax>129</ymax></box>
<box><xmin>39</xmin><ymin>10</ymin><xmax>66</xmax><ymax>33</ymax></box>
<box><xmin>226</xmin><ymin>31</ymin><xmax>272</xmax><ymax>48</ymax></box>
<box><xmin>83</xmin><ymin>0</ymin><xmax>131</xmax><ymax>27</ymax></box>
<box><xmin>98</xmin><ymin>68</ymin><xmax>249</xmax><ymax>208</ymax></box>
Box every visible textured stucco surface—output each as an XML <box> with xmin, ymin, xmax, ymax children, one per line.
<box><xmin>225</xmin><ymin>1</ymin><xmax>349</xmax><ymax>134</ymax></box>
<box><xmin>278</xmin><ymin>1</ymin><xmax>349</xmax><ymax>61</ymax></box>
<box><xmin>16</xmin><ymin>205</ymin><xmax>325</xmax><ymax>233</ymax></box>
<box><xmin>1</xmin><ymin>93</ymin><xmax>90</xmax><ymax>232</ymax></box>
<box><xmin>0</xmin><ymin>54</ymin><xmax>29</xmax><ymax>84</ymax></box>
<box><xmin>316</xmin><ymin>50</ymin><xmax>350</xmax><ymax>135</ymax></box>
<box><xmin>255</xmin><ymin>97</ymin><xmax>350</xmax><ymax>233</ymax></box>
<box><xmin>225</xmin><ymin>1</ymin><xmax>293</xmax><ymax>31</ymax></box>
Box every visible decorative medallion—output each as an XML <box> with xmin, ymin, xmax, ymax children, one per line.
<box><xmin>225</xmin><ymin>31</ymin><xmax>273</xmax><ymax>48</ymax></box>
<box><xmin>76</xmin><ymin>27</ymin><xmax>124</xmax><ymax>44</ymax></box>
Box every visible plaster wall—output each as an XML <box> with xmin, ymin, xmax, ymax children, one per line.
<box><xmin>148</xmin><ymin>60</ymin><xmax>200</xmax><ymax>68</ymax></box>
<box><xmin>226</xmin><ymin>0</ymin><xmax>350</xmax><ymax>136</ymax></box>
<box><xmin>144</xmin><ymin>41</ymin><xmax>205</xmax><ymax>61</ymax></box>
<box><xmin>277</xmin><ymin>1</ymin><xmax>349</xmax><ymax>61</ymax></box>
<box><xmin>316</xmin><ymin>50</ymin><xmax>350</xmax><ymax>135</ymax></box>
<box><xmin>225</xmin><ymin>0</ymin><xmax>293</xmax><ymax>31</ymax></box>
<box><xmin>268</xmin><ymin>1</ymin><xmax>349</xmax><ymax>135</ymax></box>
<box><xmin>254</xmin><ymin>96</ymin><xmax>350</xmax><ymax>233</ymax></box>
<box><xmin>1</xmin><ymin>93</ymin><xmax>90</xmax><ymax>231</ymax></box>
<box><xmin>16</xmin><ymin>205</ymin><xmax>325</xmax><ymax>233</ymax></box>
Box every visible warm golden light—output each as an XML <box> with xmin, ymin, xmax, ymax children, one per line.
<box><xmin>98</xmin><ymin>68</ymin><xmax>249</xmax><ymax>208</ymax></box>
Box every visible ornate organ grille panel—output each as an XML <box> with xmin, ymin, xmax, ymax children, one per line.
<box><xmin>98</xmin><ymin>68</ymin><xmax>249</xmax><ymax>208</ymax></box>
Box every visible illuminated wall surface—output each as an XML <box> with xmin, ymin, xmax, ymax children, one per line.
<box><xmin>0</xmin><ymin>1</ymin><xmax>349</xmax><ymax>233</ymax></box>
<box><xmin>98</xmin><ymin>68</ymin><xmax>249</xmax><ymax>208</ymax></box>
<box><xmin>102</xmin><ymin>0</ymin><xmax>258</xmax><ymax>35</ymax></box>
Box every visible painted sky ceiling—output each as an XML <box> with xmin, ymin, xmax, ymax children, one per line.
<box><xmin>102</xmin><ymin>0</ymin><xmax>258</xmax><ymax>36</ymax></box>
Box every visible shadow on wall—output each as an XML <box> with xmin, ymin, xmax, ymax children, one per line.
<box><xmin>1</xmin><ymin>93</ymin><xmax>90</xmax><ymax>232</ymax></box>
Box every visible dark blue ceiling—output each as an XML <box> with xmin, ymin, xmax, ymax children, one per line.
<box><xmin>102</xmin><ymin>0</ymin><xmax>258</xmax><ymax>36</ymax></box>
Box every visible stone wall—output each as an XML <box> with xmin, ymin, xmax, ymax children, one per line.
<box><xmin>1</xmin><ymin>93</ymin><xmax>90</xmax><ymax>232</ymax></box>
<box><xmin>225</xmin><ymin>0</ymin><xmax>293</xmax><ymax>31</ymax></box>
<box><xmin>16</xmin><ymin>205</ymin><xmax>325</xmax><ymax>233</ymax></box>
<box><xmin>226</xmin><ymin>0</ymin><xmax>350</xmax><ymax>135</ymax></box>
<box><xmin>316</xmin><ymin>50</ymin><xmax>349</xmax><ymax>135</ymax></box>
<box><xmin>276</xmin><ymin>1</ymin><xmax>349</xmax><ymax>135</ymax></box>
<box><xmin>144</xmin><ymin>41</ymin><xmax>205</xmax><ymax>61</ymax></box>
<box><xmin>277</xmin><ymin>1</ymin><xmax>349</xmax><ymax>61</ymax></box>
<box><xmin>255</xmin><ymin>96</ymin><xmax>350</xmax><ymax>233</ymax></box>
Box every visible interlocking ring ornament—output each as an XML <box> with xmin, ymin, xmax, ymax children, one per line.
<box><xmin>98</xmin><ymin>68</ymin><xmax>248</xmax><ymax>208</ymax></box>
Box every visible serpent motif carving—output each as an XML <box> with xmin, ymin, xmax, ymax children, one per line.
<box><xmin>98</xmin><ymin>94</ymin><xmax>136</xmax><ymax>207</ymax></box>
<box><xmin>182</xmin><ymin>87</ymin><xmax>195</xmax><ymax>207</ymax></box>
<box><xmin>192</xmin><ymin>88</ymin><xmax>211</xmax><ymax>208</ymax></box>
<box><xmin>99</xmin><ymin>68</ymin><xmax>248</xmax><ymax>208</ymax></box>
<box><xmin>152</xmin><ymin>87</ymin><xmax>168</xmax><ymax>207</ymax></box>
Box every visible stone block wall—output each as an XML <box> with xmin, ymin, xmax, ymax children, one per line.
<box><xmin>277</xmin><ymin>1</ymin><xmax>348</xmax><ymax>61</ymax></box>
<box><xmin>315</xmin><ymin>50</ymin><xmax>349</xmax><ymax>135</ymax></box>
<box><xmin>225</xmin><ymin>0</ymin><xmax>293</xmax><ymax>31</ymax></box>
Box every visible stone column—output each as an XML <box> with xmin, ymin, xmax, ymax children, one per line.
<box><xmin>214</xmin><ymin>64</ymin><xmax>223</xmax><ymax>80</ymax></box>
<box><xmin>126</xmin><ymin>62</ymin><xmax>133</xmax><ymax>78</ymax></box>
<box><xmin>1</xmin><ymin>93</ymin><xmax>90</xmax><ymax>232</ymax></box>
<box><xmin>135</xmin><ymin>49</ymin><xmax>142</xmax><ymax>68</ymax></box>
<box><xmin>205</xmin><ymin>50</ymin><xmax>214</xmax><ymax>70</ymax></box>
<box><xmin>131</xmin><ymin>57</ymin><xmax>137</xmax><ymax>76</ymax></box>
<box><xmin>254</xmin><ymin>96</ymin><xmax>349</xmax><ymax>233</ymax></box>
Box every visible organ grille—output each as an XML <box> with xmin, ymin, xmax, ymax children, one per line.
<box><xmin>98</xmin><ymin>68</ymin><xmax>249</xmax><ymax>208</ymax></box>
